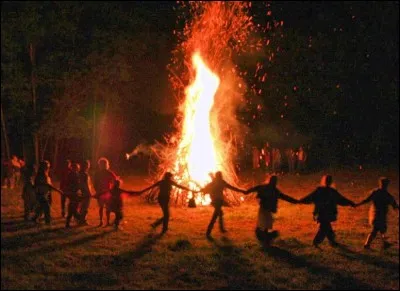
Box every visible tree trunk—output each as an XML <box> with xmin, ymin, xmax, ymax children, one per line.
<box><xmin>92</xmin><ymin>91</ymin><xmax>97</xmax><ymax>165</ymax></box>
<box><xmin>1</xmin><ymin>103</ymin><xmax>11</xmax><ymax>160</ymax></box>
<box><xmin>29</xmin><ymin>42</ymin><xmax>40</xmax><ymax>167</ymax></box>
<box><xmin>41</xmin><ymin>135</ymin><xmax>50</xmax><ymax>160</ymax></box>
<box><xmin>53</xmin><ymin>138</ymin><xmax>59</xmax><ymax>172</ymax></box>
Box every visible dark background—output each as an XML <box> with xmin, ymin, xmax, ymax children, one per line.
<box><xmin>1</xmin><ymin>1</ymin><xmax>398</xmax><ymax>175</ymax></box>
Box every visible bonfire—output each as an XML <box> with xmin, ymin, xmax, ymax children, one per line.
<box><xmin>143</xmin><ymin>2</ymin><xmax>282</xmax><ymax>206</ymax></box>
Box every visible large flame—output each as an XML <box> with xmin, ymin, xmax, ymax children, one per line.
<box><xmin>173</xmin><ymin>53</ymin><xmax>220</xmax><ymax>205</ymax></box>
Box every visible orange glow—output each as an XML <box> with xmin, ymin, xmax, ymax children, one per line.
<box><xmin>173</xmin><ymin>53</ymin><xmax>220</xmax><ymax>205</ymax></box>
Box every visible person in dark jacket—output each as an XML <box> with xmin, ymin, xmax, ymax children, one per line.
<box><xmin>32</xmin><ymin>161</ymin><xmax>63</xmax><ymax>225</ymax></box>
<box><xmin>60</xmin><ymin>159</ymin><xmax>71</xmax><ymax>217</ymax></box>
<box><xmin>244</xmin><ymin>175</ymin><xmax>298</xmax><ymax>245</ymax></box>
<box><xmin>201</xmin><ymin>171</ymin><xmax>246</xmax><ymax>238</ymax></box>
<box><xmin>79</xmin><ymin>160</ymin><xmax>92</xmax><ymax>225</ymax></box>
<box><xmin>21</xmin><ymin>164</ymin><xmax>36</xmax><ymax>221</ymax></box>
<box><xmin>65</xmin><ymin>163</ymin><xmax>83</xmax><ymax>228</ymax></box>
<box><xmin>136</xmin><ymin>172</ymin><xmax>195</xmax><ymax>233</ymax></box>
<box><xmin>107</xmin><ymin>179</ymin><xmax>141</xmax><ymax>230</ymax></box>
<box><xmin>356</xmin><ymin>177</ymin><xmax>399</xmax><ymax>249</ymax></box>
<box><xmin>299</xmin><ymin>175</ymin><xmax>356</xmax><ymax>247</ymax></box>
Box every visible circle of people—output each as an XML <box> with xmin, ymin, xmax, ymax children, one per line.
<box><xmin>18</xmin><ymin>157</ymin><xmax>399</xmax><ymax>250</ymax></box>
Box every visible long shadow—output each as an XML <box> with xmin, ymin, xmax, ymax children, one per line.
<box><xmin>263</xmin><ymin>245</ymin><xmax>374</xmax><ymax>290</ymax></box>
<box><xmin>44</xmin><ymin>231</ymin><xmax>166</xmax><ymax>289</ymax></box>
<box><xmin>208</xmin><ymin>235</ymin><xmax>277</xmax><ymax>290</ymax></box>
<box><xmin>1</xmin><ymin>226</ymin><xmax>87</xmax><ymax>251</ymax></box>
<box><xmin>1</xmin><ymin>217</ymin><xmax>66</xmax><ymax>233</ymax></box>
<box><xmin>335</xmin><ymin>243</ymin><xmax>399</xmax><ymax>272</ymax></box>
<box><xmin>4</xmin><ymin>229</ymin><xmax>114</xmax><ymax>259</ymax></box>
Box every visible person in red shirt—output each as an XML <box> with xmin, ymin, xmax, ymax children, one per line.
<box><xmin>93</xmin><ymin>157</ymin><xmax>117</xmax><ymax>226</ymax></box>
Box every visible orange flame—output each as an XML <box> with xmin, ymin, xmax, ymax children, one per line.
<box><xmin>173</xmin><ymin>53</ymin><xmax>220</xmax><ymax>205</ymax></box>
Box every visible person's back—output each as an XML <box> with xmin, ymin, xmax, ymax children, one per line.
<box><xmin>309</xmin><ymin>186</ymin><xmax>342</xmax><ymax>222</ymax></box>
<box><xmin>158</xmin><ymin>179</ymin><xmax>173</xmax><ymax>202</ymax></box>
<box><xmin>255</xmin><ymin>184</ymin><xmax>281</xmax><ymax>213</ymax></box>
<box><xmin>203</xmin><ymin>179</ymin><xmax>225</xmax><ymax>204</ymax></box>
<box><xmin>369</xmin><ymin>189</ymin><xmax>396</xmax><ymax>218</ymax></box>
<box><xmin>94</xmin><ymin>168</ymin><xmax>116</xmax><ymax>194</ymax></box>
<box><xmin>66</xmin><ymin>169</ymin><xmax>81</xmax><ymax>200</ymax></box>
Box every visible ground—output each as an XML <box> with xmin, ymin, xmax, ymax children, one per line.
<box><xmin>1</xmin><ymin>168</ymin><xmax>399</xmax><ymax>290</ymax></box>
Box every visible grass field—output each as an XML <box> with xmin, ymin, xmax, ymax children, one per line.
<box><xmin>1</xmin><ymin>168</ymin><xmax>399</xmax><ymax>290</ymax></box>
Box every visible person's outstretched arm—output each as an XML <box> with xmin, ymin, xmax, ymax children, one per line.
<box><xmin>120</xmin><ymin>188</ymin><xmax>142</xmax><ymax>196</ymax></box>
<box><xmin>136</xmin><ymin>181</ymin><xmax>161</xmax><ymax>194</ymax></box>
<box><xmin>279</xmin><ymin>191</ymin><xmax>298</xmax><ymax>204</ymax></box>
<box><xmin>298</xmin><ymin>190</ymin><xmax>316</xmax><ymax>204</ymax></box>
<box><xmin>389</xmin><ymin>194</ymin><xmax>399</xmax><ymax>210</ymax></box>
<box><xmin>336</xmin><ymin>191</ymin><xmax>356</xmax><ymax>207</ymax></box>
<box><xmin>224</xmin><ymin>181</ymin><xmax>246</xmax><ymax>193</ymax></box>
<box><xmin>244</xmin><ymin>186</ymin><xmax>260</xmax><ymax>195</ymax></box>
<box><xmin>47</xmin><ymin>183</ymin><xmax>63</xmax><ymax>195</ymax></box>
<box><xmin>356</xmin><ymin>192</ymin><xmax>373</xmax><ymax>207</ymax></box>
<box><xmin>171</xmin><ymin>181</ymin><xmax>195</xmax><ymax>192</ymax></box>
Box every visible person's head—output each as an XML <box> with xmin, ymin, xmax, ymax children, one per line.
<box><xmin>114</xmin><ymin>179</ymin><xmax>121</xmax><ymax>189</ymax></box>
<box><xmin>321</xmin><ymin>175</ymin><xmax>333</xmax><ymax>187</ymax></box>
<box><xmin>82</xmin><ymin>160</ymin><xmax>90</xmax><ymax>172</ymax></box>
<box><xmin>38</xmin><ymin>160</ymin><xmax>51</xmax><ymax>176</ymax></box>
<box><xmin>97</xmin><ymin>157</ymin><xmax>110</xmax><ymax>170</ymax></box>
<box><xmin>379</xmin><ymin>177</ymin><xmax>390</xmax><ymax>190</ymax></box>
<box><xmin>71</xmin><ymin>163</ymin><xmax>80</xmax><ymax>173</ymax></box>
<box><xmin>65</xmin><ymin>159</ymin><xmax>72</xmax><ymax>169</ymax></box>
<box><xmin>268</xmin><ymin>175</ymin><xmax>278</xmax><ymax>187</ymax></box>
<box><xmin>163</xmin><ymin>172</ymin><xmax>173</xmax><ymax>181</ymax></box>
<box><xmin>215</xmin><ymin>171</ymin><xmax>223</xmax><ymax>181</ymax></box>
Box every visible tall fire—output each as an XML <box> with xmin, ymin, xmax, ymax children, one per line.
<box><xmin>145</xmin><ymin>2</ymin><xmax>282</xmax><ymax>206</ymax></box>
<box><xmin>173</xmin><ymin>53</ymin><xmax>220</xmax><ymax>205</ymax></box>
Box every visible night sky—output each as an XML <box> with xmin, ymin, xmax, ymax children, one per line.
<box><xmin>1</xmin><ymin>1</ymin><xmax>398</xmax><ymax>170</ymax></box>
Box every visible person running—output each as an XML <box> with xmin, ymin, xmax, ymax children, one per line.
<box><xmin>244</xmin><ymin>175</ymin><xmax>298</xmax><ymax>245</ymax></box>
<box><xmin>107</xmin><ymin>179</ymin><xmax>141</xmax><ymax>230</ymax></box>
<box><xmin>201</xmin><ymin>171</ymin><xmax>246</xmax><ymax>238</ymax></box>
<box><xmin>136</xmin><ymin>172</ymin><xmax>195</xmax><ymax>233</ymax></box>
<box><xmin>356</xmin><ymin>177</ymin><xmax>399</xmax><ymax>249</ymax></box>
<box><xmin>298</xmin><ymin>175</ymin><xmax>356</xmax><ymax>248</ymax></box>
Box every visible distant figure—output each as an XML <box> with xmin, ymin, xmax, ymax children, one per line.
<box><xmin>93</xmin><ymin>157</ymin><xmax>117</xmax><ymax>226</ymax></box>
<box><xmin>32</xmin><ymin>161</ymin><xmax>63</xmax><ymax>225</ymax></box>
<box><xmin>356</xmin><ymin>177</ymin><xmax>399</xmax><ymax>249</ymax></box>
<box><xmin>272</xmin><ymin>148</ymin><xmax>282</xmax><ymax>173</ymax></box>
<box><xmin>262</xmin><ymin>143</ymin><xmax>271</xmax><ymax>172</ymax></box>
<box><xmin>21</xmin><ymin>164</ymin><xmax>36</xmax><ymax>221</ymax></box>
<box><xmin>252</xmin><ymin>146</ymin><xmax>260</xmax><ymax>170</ymax></box>
<box><xmin>136</xmin><ymin>172</ymin><xmax>194</xmax><ymax>233</ymax></box>
<box><xmin>60</xmin><ymin>159</ymin><xmax>72</xmax><ymax>217</ymax></box>
<box><xmin>298</xmin><ymin>175</ymin><xmax>356</xmax><ymax>247</ymax></box>
<box><xmin>201</xmin><ymin>171</ymin><xmax>246</xmax><ymax>238</ymax></box>
<box><xmin>65</xmin><ymin>163</ymin><xmax>83</xmax><ymax>228</ymax></box>
<box><xmin>11</xmin><ymin>155</ymin><xmax>21</xmax><ymax>188</ymax></box>
<box><xmin>107</xmin><ymin>179</ymin><xmax>141</xmax><ymax>230</ymax></box>
<box><xmin>1</xmin><ymin>158</ymin><xmax>12</xmax><ymax>188</ymax></box>
<box><xmin>79</xmin><ymin>160</ymin><xmax>92</xmax><ymax>225</ymax></box>
<box><xmin>244</xmin><ymin>175</ymin><xmax>298</xmax><ymax>245</ymax></box>
<box><xmin>297</xmin><ymin>146</ymin><xmax>307</xmax><ymax>173</ymax></box>
<box><xmin>286</xmin><ymin>149</ymin><xmax>296</xmax><ymax>173</ymax></box>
